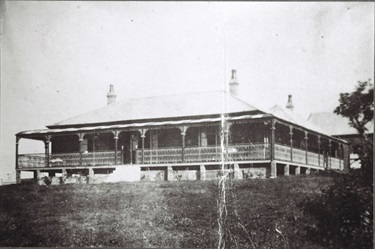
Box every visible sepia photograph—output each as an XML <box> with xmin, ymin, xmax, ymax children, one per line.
<box><xmin>1</xmin><ymin>1</ymin><xmax>374</xmax><ymax>248</ymax></box>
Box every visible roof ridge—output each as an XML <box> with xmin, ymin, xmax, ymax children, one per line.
<box><xmin>122</xmin><ymin>89</ymin><xmax>225</xmax><ymax>101</ymax></box>
<box><xmin>269</xmin><ymin>104</ymin><xmax>282</xmax><ymax>110</ymax></box>
<box><xmin>227</xmin><ymin>91</ymin><xmax>267</xmax><ymax>113</ymax></box>
<box><xmin>50</xmin><ymin>90</ymin><xmax>254</xmax><ymax>127</ymax></box>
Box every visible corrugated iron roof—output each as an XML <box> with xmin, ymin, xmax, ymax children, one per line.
<box><xmin>308</xmin><ymin>112</ymin><xmax>374</xmax><ymax>136</ymax></box>
<box><xmin>17</xmin><ymin>113</ymin><xmax>272</xmax><ymax>137</ymax></box>
<box><xmin>50</xmin><ymin>91</ymin><xmax>261</xmax><ymax>127</ymax></box>
<box><xmin>17</xmin><ymin>90</ymin><xmax>352</xmax><ymax>144</ymax></box>
<box><xmin>268</xmin><ymin>105</ymin><xmax>332</xmax><ymax>136</ymax></box>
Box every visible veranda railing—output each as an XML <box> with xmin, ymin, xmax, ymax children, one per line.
<box><xmin>18</xmin><ymin>144</ymin><xmax>342</xmax><ymax>169</ymax></box>
<box><xmin>18</xmin><ymin>151</ymin><xmax>121</xmax><ymax>168</ymax></box>
<box><xmin>139</xmin><ymin>143</ymin><xmax>271</xmax><ymax>164</ymax></box>
<box><xmin>274</xmin><ymin>143</ymin><xmax>342</xmax><ymax>168</ymax></box>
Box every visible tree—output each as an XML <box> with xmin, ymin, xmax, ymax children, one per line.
<box><xmin>334</xmin><ymin>80</ymin><xmax>374</xmax><ymax>176</ymax></box>
<box><xmin>302</xmin><ymin>80</ymin><xmax>373</xmax><ymax>249</ymax></box>
<box><xmin>334</xmin><ymin>80</ymin><xmax>373</xmax><ymax>135</ymax></box>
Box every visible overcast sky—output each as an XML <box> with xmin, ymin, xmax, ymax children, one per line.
<box><xmin>1</xmin><ymin>1</ymin><xmax>374</xmax><ymax>182</ymax></box>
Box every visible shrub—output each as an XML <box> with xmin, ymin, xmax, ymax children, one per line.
<box><xmin>302</xmin><ymin>170</ymin><xmax>373</xmax><ymax>249</ymax></box>
<box><xmin>43</xmin><ymin>176</ymin><xmax>52</xmax><ymax>185</ymax></box>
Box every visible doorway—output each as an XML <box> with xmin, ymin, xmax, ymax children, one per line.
<box><xmin>119</xmin><ymin>132</ymin><xmax>140</xmax><ymax>164</ymax></box>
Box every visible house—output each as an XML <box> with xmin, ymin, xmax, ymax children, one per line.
<box><xmin>308</xmin><ymin>112</ymin><xmax>373</xmax><ymax>168</ymax></box>
<box><xmin>16</xmin><ymin>70</ymin><xmax>349</xmax><ymax>184</ymax></box>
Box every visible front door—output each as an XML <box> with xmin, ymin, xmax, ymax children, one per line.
<box><xmin>120</xmin><ymin>133</ymin><xmax>133</xmax><ymax>164</ymax></box>
<box><xmin>131</xmin><ymin>135</ymin><xmax>139</xmax><ymax>164</ymax></box>
<box><xmin>122</xmin><ymin>142</ymin><xmax>131</xmax><ymax>164</ymax></box>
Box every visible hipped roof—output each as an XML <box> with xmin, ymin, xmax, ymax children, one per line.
<box><xmin>268</xmin><ymin>105</ymin><xmax>347</xmax><ymax>142</ymax></box>
<box><xmin>268</xmin><ymin>105</ymin><xmax>329</xmax><ymax>135</ymax></box>
<box><xmin>17</xmin><ymin>90</ymin><xmax>347</xmax><ymax>143</ymax></box>
<box><xmin>49</xmin><ymin>91</ymin><xmax>261</xmax><ymax>128</ymax></box>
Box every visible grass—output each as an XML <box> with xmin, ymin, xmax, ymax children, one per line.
<box><xmin>0</xmin><ymin>175</ymin><xmax>334</xmax><ymax>248</ymax></box>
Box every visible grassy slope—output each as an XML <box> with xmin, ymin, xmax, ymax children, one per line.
<box><xmin>0</xmin><ymin>175</ymin><xmax>333</xmax><ymax>248</ymax></box>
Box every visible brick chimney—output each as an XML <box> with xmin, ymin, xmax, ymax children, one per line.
<box><xmin>107</xmin><ymin>84</ymin><xmax>116</xmax><ymax>105</ymax></box>
<box><xmin>286</xmin><ymin>94</ymin><xmax>294</xmax><ymax>111</ymax></box>
<box><xmin>229</xmin><ymin>69</ymin><xmax>239</xmax><ymax>96</ymax></box>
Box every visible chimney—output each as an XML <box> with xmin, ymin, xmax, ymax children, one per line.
<box><xmin>286</xmin><ymin>94</ymin><xmax>294</xmax><ymax>111</ymax></box>
<box><xmin>107</xmin><ymin>84</ymin><xmax>116</xmax><ymax>105</ymax></box>
<box><xmin>229</xmin><ymin>69</ymin><xmax>239</xmax><ymax>96</ymax></box>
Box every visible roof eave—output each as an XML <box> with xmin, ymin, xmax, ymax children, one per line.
<box><xmin>271</xmin><ymin>115</ymin><xmax>349</xmax><ymax>144</ymax></box>
<box><xmin>46</xmin><ymin>110</ymin><xmax>264</xmax><ymax>129</ymax></box>
<box><xmin>17</xmin><ymin>113</ymin><xmax>273</xmax><ymax>138</ymax></box>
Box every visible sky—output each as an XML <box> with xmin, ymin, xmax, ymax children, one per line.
<box><xmin>1</xmin><ymin>1</ymin><xmax>374</xmax><ymax>183</ymax></box>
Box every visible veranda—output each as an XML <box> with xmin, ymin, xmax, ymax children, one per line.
<box><xmin>16</xmin><ymin>115</ymin><xmax>346</xmax><ymax>183</ymax></box>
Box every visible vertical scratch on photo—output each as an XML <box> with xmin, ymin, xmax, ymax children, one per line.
<box><xmin>217</xmin><ymin>112</ymin><xmax>227</xmax><ymax>249</ymax></box>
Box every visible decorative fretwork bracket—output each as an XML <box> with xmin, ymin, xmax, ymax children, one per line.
<box><xmin>289</xmin><ymin>125</ymin><xmax>294</xmax><ymax>135</ymax></box>
<box><xmin>77</xmin><ymin>133</ymin><xmax>85</xmax><ymax>142</ymax></box>
<box><xmin>223</xmin><ymin>122</ymin><xmax>232</xmax><ymax>133</ymax></box>
<box><xmin>270</xmin><ymin>119</ymin><xmax>276</xmax><ymax>130</ymax></box>
<box><xmin>112</xmin><ymin>130</ymin><xmax>120</xmax><ymax>140</ymax></box>
<box><xmin>138</xmin><ymin>128</ymin><xmax>148</xmax><ymax>138</ymax></box>
<box><xmin>179</xmin><ymin>126</ymin><xmax>188</xmax><ymax>136</ymax></box>
<box><xmin>263</xmin><ymin>120</ymin><xmax>271</xmax><ymax>126</ymax></box>
<box><xmin>44</xmin><ymin>135</ymin><xmax>51</xmax><ymax>144</ymax></box>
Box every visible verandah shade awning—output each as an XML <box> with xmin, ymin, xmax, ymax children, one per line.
<box><xmin>17</xmin><ymin>114</ymin><xmax>272</xmax><ymax>139</ymax></box>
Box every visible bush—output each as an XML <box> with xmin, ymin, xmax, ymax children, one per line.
<box><xmin>302</xmin><ymin>171</ymin><xmax>373</xmax><ymax>249</ymax></box>
<box><xmin>43</xmin><ymin>177</ymin><xmax>52</xmax><ymax>185</ymax></box>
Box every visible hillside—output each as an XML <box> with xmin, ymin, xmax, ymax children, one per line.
<box><xmin>0</xmin><ymin>175</ymin><xmax>333</xmax><ymax>248</ymax></box>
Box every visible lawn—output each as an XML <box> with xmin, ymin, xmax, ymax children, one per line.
<box><xmin>0</xmin><ymin>175</ymin><xmax>333</xmax><ymax>248</ymax></box>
